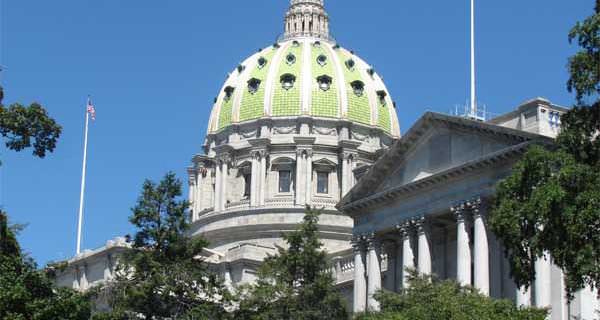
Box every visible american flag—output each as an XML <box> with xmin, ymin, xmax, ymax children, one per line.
<box><xmin>87</xmin><ymin>98</ymin><xmax>96</xmax><ymax>121</ymax></box>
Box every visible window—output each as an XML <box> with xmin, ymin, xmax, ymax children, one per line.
<box><xmin>377</xmin><ymin>90</ymin><xmax>387</xmax><ymax>105</ymax></box>
<box><xmin>317</xmin><ymin>172</ymin><xmax>329</xmax><ymax>194</ymax></box>
<box><xmin>281</xmin><ymin>74</ymin><xmax>296</xmax><ymax>90</ymax></box>
<box><xmin>257</xmin><ymin>57</ymin><xmax>267</xmax><ymax>69</ymax></box>
<box><xmin>345</xmin><ymin>59</ymin><xmax>356</xmax><ymax>70</ymax></box>
<box><xmin>224</xmin><ymin>86</ymin><xmax>235</xmax><ymax>101</ymax></box>
<box><xmin>279</xmin><ymin>170</ymin><xmax>292</xmax><ymax>193</ymax></box>
<box><xmin>317</xmin><ymin>75</ymin><xmax>332</xmax><ymax>91</ymax></box>
<box><xmin>351</xmin><ymin>81</ymin><xmax>365</xmax><ymax>97</ymax></box>
<box><xmin>243</xmin><ymin>174</ymin><xmax>251</xmax><ymax>198</ymax></box>
<box><xmin>317</xmin><ymin>54</ymin><xmax>327</xmax><ymax>66</ymax></box>
<box><xmin>286</xmin><ymin>53</ymin><xmax>297</xmax><ymax>65</ymax></box>
<box><xmin>248</xmin><ymin>78</ymin><xmax>261</xmax><ymax>94</ymax></box>
<box><xmin>237</xmin><ymin>64</ymin><xmax>245</xmax><ymax>73</ymax></box>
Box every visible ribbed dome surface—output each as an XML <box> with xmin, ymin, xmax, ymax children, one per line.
<box><xmin>207</xmin><ymin>38</ymin><xmax>401</xmax><ymax>137</ymax></box>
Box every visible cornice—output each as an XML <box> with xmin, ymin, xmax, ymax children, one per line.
<box><xmin>338</xmin><ymin>141</ymin><xmax>532</xmax><ymax>215</ymax></box>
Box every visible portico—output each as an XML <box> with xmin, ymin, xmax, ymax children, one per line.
<box><xmin>338</xmin><ymin>110</ymin><xmax>570</xmax><ymax>317</ymax></box>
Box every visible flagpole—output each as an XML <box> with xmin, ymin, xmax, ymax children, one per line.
<box><xmin>470</xmin><ymin>0</ymin><xmax>477</xmax><ymax>117</ymax></box>
<box><xmin>76</xmin><ymin>100</ymin><xmax>90</xmax><ymax>255</ymax></box>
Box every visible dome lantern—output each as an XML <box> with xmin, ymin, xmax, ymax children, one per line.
<box><xmin>284</xmin><ymin>0</ymin><xmax>330</xmax><ymax>41</ymax></box>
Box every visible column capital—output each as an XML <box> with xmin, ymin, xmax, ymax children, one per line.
<box><xmin>366</xmin><ymin>233</ymin><xmax>381</xmax><ymax>250</ymax></box>
<box><xmin>467</xmin><ymin>197</ymin><xmax>485</xmax><ymax>218</ymax></box>
<box><xmin>395</xmin><ymin>221</ymin><xmax>412</xmax><ymax>238</ymax></box>
<box><xmin>451</xmin><ymin>202</ymin><xmax>469</xmax><ymax>222</ymax></box>
<box><xmin>412</xmin><ymin>216</ymin><xmax>429</xmax><ymax>235</ymax></box>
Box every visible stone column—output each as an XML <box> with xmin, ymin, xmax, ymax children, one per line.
<box><xmin>79</xmin><ymin>265</ymin><xmax>88</xmax><ymax>291</ymax></box>
<box><xmin>187</xmin><ymin>168</ymin><xmax>196</xmax><ymax>219</ymax></box>
<box><xmin>259</xmin><ymin>151</ymin><xmax>266</xmax><ymax>206</ymax></box>
<box><xmin>341</xmin><ymin>153</ymin><xmax>350</xmax><ymax>196</ymax></box>
<box><xmin>222</xmin><ymin>159</ymin><xmax>229</xmax><ymax>210</ymax></box>
<box><xmin>305</xmin><ymin>150</ymin><xmax>313</xmax><ymax>205</ymax></box>
<box><xmin>250</xmin><ymin>153</ymin><xmax>259</xmax><ymax>207</ymax></box>
<box><xmin>415</xmin><ymin>217</ymin><xmax>432</xmax><ymax>275</ymax></box>
<box><xmin>366</xmin><ymin>234</ymin><xmax>382</xmax><ymax>311</ymax></box>
<box><xmin>194</xmin><ymin>169</ymin><xmax>204</xmax><ymax>216</ymax></box>
<box><xmin>534</xmin><ymin>253</ymin><xmax>552</xmax><ymax>309</ymax></box>
<box><xmin>352</xmin><ymin>238</ymin><xmax>367</xmax><ymax>313</ymax></box>
<box><xmin>517</xmin><ymin>286</ymin><xmax>532</xmax><ymax>307</ymax></box>
<box><xmin>295</xmin><ymin>150</ymin><xmax>305</xmax><ymax>205</ymax></box>
<box><xmin>453</xmin><ymin>204</ymin><xmax>472</xmax><ymax>287</ymax></box>
<box><xmin>214</xmin><ymin>161</ymin><xmax>222</xmax><ymax>211</ymax></box>
<box><xmin>397</xmin><ymin>223</ymin><xmax>414</xmax><ymax>289</ymax></box>
<box><xmin>472</xmin><ymin>199</ymin><xmax>490</xmax><ymax>296</ymax></box>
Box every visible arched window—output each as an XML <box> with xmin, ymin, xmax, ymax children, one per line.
<box><xmin>257</xmin><ymin>57</ymin><xmax>267</xmax><ymax>69</ymax></box>
<box><xmin>317</xmin><ymin>75</ymin><xmax>333</xmax><ymax>91</ymax></box>
<box><xmin>281</xmin><ymin>74</ymin><xmax>297</xmax><ymax>90</ymax></box>
<box><xmin>377</xmin><ymin>90</ymin><xmax>387</xmax><ymax>105</ymax></box>
<box><xmin>345</xmin><ymin>59</ymin><xmax>356</xmax><ymax>70</ymax></box>
<box><xmin>248</xmin><ymin>78</ymin><xmax>261</xmax><ymax>94</ymax></box>
<box><xmin>224</xmin><ymin>86</ymin><xmax>235</xmax><ymax>101</ymax></box>
<box><xmin>351</xmin><ymin>81</ymin><xmax>365</xmax><ymax>97</ymax></box>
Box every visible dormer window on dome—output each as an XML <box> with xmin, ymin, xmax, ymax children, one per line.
<box><xmin>367</xmin><ymin>68</ymin><xmax>376</xmax><ymax>78</ymax></box>
<box><xmin>377</xmin><ymin>90</ymin><xmax>387</xmax><ymax>105</ymax></box>
<box><xmin>317</xmin><ymin>54</ymin><xmax>328</xmax><ymax>66</ymax></box>
<box><xmin>286</xmin><ymin>53</ymin><xmax>297</xmax><ymax>65</ymax></box>
<box><xmin>281</xmin><ymin>74</ymin><xmax>296</xmax><ymax>90</ymax></box>
<box><xmin>292</xmin><ymin>40</ymin><xmax>300</xmax><ymax>47</ymax></box>
<box><xmin>351</xmin><ymin>80</ymin><xmax>365</xmax><ymax>97</ymax></box>
<box><xmin>237</xmin><ymin>65</ymin><xmax>245</xmax><ymax>73</ymax></box>
<box><xmin>257</xmin><ymin>57</ymin><xmax>267</xmax><ymax>69</ymax></box>
<box><xmin>248</xmin><ymin>78</ymin><xmax>261</xmax><ymax>94</ymax></box>
<box><xmin>317</xmin><ymin>75</ymin><xmax>332</xmax><ymax>91</ymax></box>
<box><xmin>224</xmin><ymin>86</ymin><xmax>235</xmax><ymax>100</ymax></box>
<box><xmin>345</xmin><ymin>59</ymin><xmax>356</xmax><ymax>70</ymax></box>
<box><xmin>313</xmin><ymin>41</ymin><xmax>321</xmax><ymax>47</ymax></box>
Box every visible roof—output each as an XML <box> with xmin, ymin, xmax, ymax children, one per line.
<box><xmin>337</xmin><ymin>112</ymin><xmax>555</xmax><ymax>212</ymax></box>
<box><xmin>206</xmin><ymin>38</ymin><xmax>401</xmax><ymax>138</ymax></box>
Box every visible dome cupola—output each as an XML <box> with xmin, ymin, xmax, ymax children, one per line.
<box><xmin>284</xmin><ymin>0</ymin><xmax>330</xmax><ymax>40</ymax></box>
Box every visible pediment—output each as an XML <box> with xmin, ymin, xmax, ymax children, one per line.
<box><xmin>342</xmin><ymin>112</ymin><xmax>553</xmax><ymax>206</ymax></box>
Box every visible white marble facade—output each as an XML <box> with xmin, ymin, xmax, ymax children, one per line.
<box><xmin>187</xmin><ymin>117</ymin><xmax>394</xmax><ymax>286</ymax></box>
<box><xmin>337</xmin><ymin>99</ymin><xmax>600</xmax><ymax>319</ymax></box>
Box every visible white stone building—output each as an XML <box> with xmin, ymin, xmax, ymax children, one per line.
<box><xmin>336</xmin><ymin>98</ymin><xmax>600</xmax><ymax>319</ymax></box>
<box><xmin>54</xmin><ymin>2</ymin><xmax>599</xmax><ymax>319</ymax></box>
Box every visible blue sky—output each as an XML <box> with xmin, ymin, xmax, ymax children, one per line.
<box><xmin>0</xmin><ymin>0</ymin><xmax>592</xmax><ymax>265</ymax></box>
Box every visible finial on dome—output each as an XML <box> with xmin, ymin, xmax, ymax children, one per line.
<box><xmin>284</xmin><ymin>0</ymin><xmax>330</xmax><ymax>41</ymax></box>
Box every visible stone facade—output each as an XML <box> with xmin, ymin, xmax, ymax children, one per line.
<box><xmin>336</xmin><ymin>100</ymin><xmax>600</xmax><ymax>319</ymax></box>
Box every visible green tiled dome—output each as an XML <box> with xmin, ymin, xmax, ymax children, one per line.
<box><xmin>207</xmin><ymin>40</ymin><xmax>400</xmax><ymax>137</ymax></box>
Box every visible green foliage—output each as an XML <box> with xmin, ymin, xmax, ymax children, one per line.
<box><xmin>0</xmin><ymin>102</ymin><xmax>62</xmax><ymax>158</ymax></box>
<box><xmin>0</xmin><ymin>211</ymin><xmax>91</xmax><ymax>320</ymax></box>
<box><xmin>567</xmin><ymin>1</ymin><xmax>600</xmax><ymax>103</ymax></box>
<box><xmin>234</xmin><ymin>207</ymin><xmax>349</xmax><ymax>320</ymax></box>
<box><xmin>490</xmin><ymin>2</ymin><xmax>600</xmax><ymax>298</ymax></box>
<box><xmin>355</xmin><ymin>271</ymin><xmax>547</xmax><ymax>320</ymax></box>
<box><xmin>91</xmin><ymin>172</ymin><xmax>230</xmax><ymax>320</ymax></box>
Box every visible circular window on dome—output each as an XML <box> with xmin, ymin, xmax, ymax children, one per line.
<box><xmin>248</xmin><ymin>78</ymin><xmax>261</xmax><ymax>94</ymax></box>
<box><xmin>292</xmin><ymin>40</ymin><xmax>300</xmax><ymax>47</ymax></box>
<box><xmin>317</xmin><ymin>75</ymin><xmax>332</xmax><ymax>91</ymax></box>
<box><xmin>280</xmin><ymin>74</ymin><xmax>296</xmax><ymax>90</ymax></box>
<box><xmin>350</xmin><ymin>80</ymin><xmax>365</xmax><ymax>97</ymax></box>
<box><xmin>345</xmin><ymin>59</ymin><xmax>356</xmax><ymax>70</ymax></box>
<box><xmin>286</xmin><ymin>53</ymin><xmax>296</xmax><ymax>65</ymax></box>
<box><xmin>316</xmin><ymin>54</ymin><xmax>327</xmax><ymax>66</ymax></box>
<box><xmin>257</xmin><ymin>57</ymin><xmax>267</xmax><ymax>69</ymax></box>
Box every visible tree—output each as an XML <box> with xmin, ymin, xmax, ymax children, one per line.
<box><xmin>91</xmin><ymin>172</ymin><xmax>230</xmax><ymax>320</ymax></box>
<box><xmin>355</xmin><ymin>271</ymin><xmax>547</xmax><ymax>320</ymax></box>
<box><xmin>489</xmin><ymin>1</ymin><xmax>600</xmax><ymax>298</ymax></box>
<box><xmin>234</xmin><ymin>207</ymin><xmax>349</xmax><ymax>320</ymax></box>
<box><xmin>0</xmin><ymin>86</ymin><xmax>62</xmax><ymax>159</ymax></box>
<box><xmin>0</xmin><ymin>211</ymin><xmax>91</xmax><ymax>320</ymax></box>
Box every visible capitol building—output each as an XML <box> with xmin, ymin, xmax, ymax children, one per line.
<box><xmin>56</xmin><ymin>1</ymin><xmax>599</xmax><ymax>319</ymax></box>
